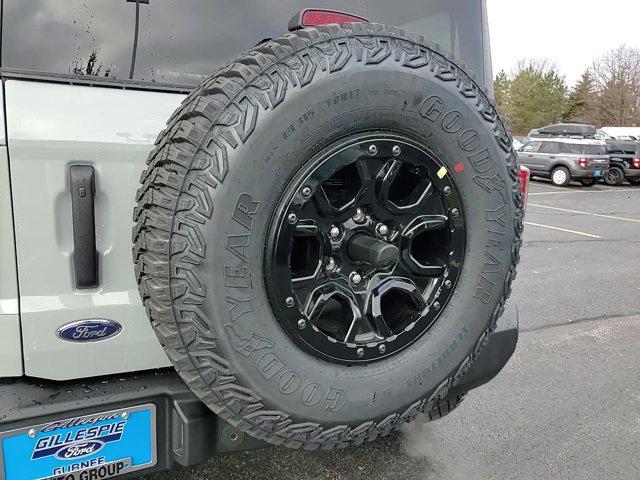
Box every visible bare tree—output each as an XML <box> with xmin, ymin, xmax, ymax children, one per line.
<box><xmin>591</xmin><ymin>45</ymin><xmax>640</xmax><ymax>126</ymax></box>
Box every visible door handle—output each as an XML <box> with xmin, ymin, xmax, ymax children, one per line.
<box><xmin>69</xmin><ymin>165</ymin><xmax>98</xmax><ymax>289</ymax></box>
<box><xmin>549</xmin><ymin>156</ymin><xmax>556</xmax><ymax>159</ymax></box>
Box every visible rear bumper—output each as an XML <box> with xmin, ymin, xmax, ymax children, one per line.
<box><xmin>623</xmin><ymin>168</ymin><xmax>640</xmax><ymax>178</ymax></box>
<box><xmin>0</xmin><ymin>306</ymin><xmax>518</xmax><ymax>476</ymax></box>
<box><xmin>0</xmin><ymin>371</ymin><xmax>265</xmax><ymax>478</ymax></box>
<box><xmin>571</xmin><ymin>168</ymin><xmax>606</xmax><ymax>179</ymax></box>
<box><xmin>448</xmin><ymin>302</ymin><xmax>518</xmax><ymax>397</ymax></box>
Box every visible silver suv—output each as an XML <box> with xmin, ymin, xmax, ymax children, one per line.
<box><xmin>518</xmin><ymin>138</ymin><xmax>610</xmax><ymax>186</ymax></box>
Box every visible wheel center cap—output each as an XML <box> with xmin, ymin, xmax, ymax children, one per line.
<box><xmin>347</xmin><ymin>233</ymin><xmax>399</xmax><ymax>269</ymax></box>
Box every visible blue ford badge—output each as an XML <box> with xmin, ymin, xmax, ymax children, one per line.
<box><xmin>54</xmin><ymin>440</ymin><xmax>105</xmax><ymax>460</ymax></box>
<box><xmin>57</xmin><ymin>319</ymin><xmax>122</xmax><ymax>342</ymax></box>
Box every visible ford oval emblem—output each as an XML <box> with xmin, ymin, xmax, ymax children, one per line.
<box><xmin>54</xmin><ymin>440</ymin><xmax>105</xmax><ymax>460</ymax></box>
<box><xmin>57</xmin><ymin>319</ymin><xmax>122</xmax><ymax>343</ymax></box>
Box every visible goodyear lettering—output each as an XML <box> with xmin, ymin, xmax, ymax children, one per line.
<box><xmin>486</xmin><ymin>204</ymin><xmax>507</xmax><ymax>228</ymax></box>
<box><xmin>225</xmin><ymin>234</ymin><xmax>250</xmax><ymax>263</ymax></box>
<box><xmin>225</xmin><ymin>296</ymin><xmax>253</xmax><ymax>322</ymax></box>
<box><xmin>255</xmin><ymin>352</ymin><xmax>346</xmax><ymax>411</ymax></box>
<box><xmin>474</xmin><ymin>275</ymin><xmax>495</xmax><ymax>304</ymax></box>
<box><xmin>231</xmin><ymin>193</ymin><xmax>259</xmax><ymax>230</ymax></box>
<box><xmin>415</xmin><ymin>90</ymin><xmax>510</xmax><ymax>358</ymax></box>
<box><xmin>458</xmin><ymin>129</ymin><xmax>481</xmax><ymax>151</ymax></box>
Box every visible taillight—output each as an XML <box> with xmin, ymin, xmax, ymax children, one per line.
<box><xmin>578</xmin><ymin>158</ymin><xmax>588</xmax><ymax>169</ymax></box>
<box><xmin>634</xmin><ymin>158</ymin><xmax>640</xmax><ymax>169</ymax></box>
<box><xmin>518</xmin><ymin>165</ymin><xmax>530</xmax><ymax>210</ymax></box>
<box><xmin>288</xmin><ymin>9</ymin><xmax>369</xmax><ymax>30</ymax></box>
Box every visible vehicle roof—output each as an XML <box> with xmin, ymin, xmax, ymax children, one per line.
<box><xmin>546</xmin><ymin>123</ymin><xmax>595</xmax><ymax>128</ymax></box>
<box><xmin>528</xmin><ymin>137</ymin><xmax>606</xmax><ymax>145</ymax></box>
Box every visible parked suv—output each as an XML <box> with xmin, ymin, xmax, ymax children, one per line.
<box><xmin>0</xmin><ymin>2</ymin><xmax>527</xmax><ymax>479</ymax></box>
<box><xmin>518</xmin><ymin>138</ymin><xmax>609</xmax><ymax>186</ymax></box>
<box><xmin>605</xmin><ymin>139</ymin><xmax>640</xmax><ymax>186</ymax></box>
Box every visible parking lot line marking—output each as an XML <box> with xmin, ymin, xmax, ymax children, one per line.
<box><xmin>528</xmin><ymin>203</ymin><xmax>640</xmax><ymax>223</ymax></box>
<box><xmin>524</xmin><ymin>221</ymin><xmax>602</xmax><ymax>238</ymax></box>
<box><xmin>529</xmin><ymin>184</ymin><xmax>566</xmax><ymax>191</ymax></box>
<box><xmin>529</xmin><ymin>188</ymin><xmax>638</xmax><ymax>196</ymax></box>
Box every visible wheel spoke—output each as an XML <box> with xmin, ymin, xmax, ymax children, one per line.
<box><xmin>344</xmin><ymin>315</ymin><xmax>364</xmax><ymax>343</ymax></box>
<box><xmin>401</xmin><ymin>215</ymin><xmax>449</xmax><ymax>277</ymax></box>
<box><xmin>290</xmin><ymin>220</ymin><xmax>324</xmax><ymax>286</ymax></box>
<box><xmin>370</xmin><ymin>310</ymin><xmax>393</xmax><ymax>338</ymax></box>
<box><xmin>375</xmin><ymin>160</ymin><xmax>436</xmax><ymax>214</ymax></box>
<box><xmin>312</xmin><ymin>151</ymin><xmax>367</xmax><ymax>215</ymax></box>
<box><xmin>368</xmin><ymin>277</ymin><xmax>427</xmax><ymax>336</ymax></box>
<box><xmin>304</xmin><ymin>282</ymin><xmax>360</xmax><ymax>326</ymax></box>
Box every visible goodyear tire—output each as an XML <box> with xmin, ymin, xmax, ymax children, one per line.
<box><xmin>133</xmin><ymin>23</ymin><xmax>522</xmax><ymax>449</ymax></box>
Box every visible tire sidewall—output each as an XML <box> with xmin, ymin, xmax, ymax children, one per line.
<box><xmin>194</xmin><ymin>60</ymin><xmax>516</xmax><ymax>425</ymax></box>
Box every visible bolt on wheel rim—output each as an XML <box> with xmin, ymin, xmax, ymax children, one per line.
<box><xmin>265</xmin><ymin>134</ymin><xmax>466</xmax><ymax>363</ymax></box>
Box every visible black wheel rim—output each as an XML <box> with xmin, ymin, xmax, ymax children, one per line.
<box><xmin>265</xmin><ymin>134</ymin><xmax>466</xmax><ymax>364</ymax></box>
<box><xmin>607</xmin><ymin>169</ymin><xmax>620</xmax><ymax>184</ymax></box>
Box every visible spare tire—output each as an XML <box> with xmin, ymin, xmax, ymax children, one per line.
<box><xmin>133</xmin><ymin>23</ymin><xmax>522</xmax><ymax>449</ymax></box>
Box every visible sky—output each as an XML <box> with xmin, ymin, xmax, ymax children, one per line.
<box><xmin>487</xmin><ymin>0</ymin><xmax>640</xmax><ymax>87</ymax></box>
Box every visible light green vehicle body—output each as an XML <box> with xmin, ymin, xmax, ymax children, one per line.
<box><xmin>1</xmin><ymin>80</ymin><xmax>186</xmax><ymax>380</ymax></box>
<box><xmin>0</xmin><ymin>81</ymin><xmax>23</xmax><ymax>377</ymax></box>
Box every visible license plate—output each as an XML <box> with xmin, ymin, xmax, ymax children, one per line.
<box><xmin>0</xmin><ymin>405</ymin><xmax>156</xmax><ymax>480</ymax></box>
<box><xmin>594</xmin><ymin>170</ymin><xmax>602</xmax><ymax>177</ymax></box>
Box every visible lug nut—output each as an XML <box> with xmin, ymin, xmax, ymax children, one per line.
<box><xmin>287</xmin><ymin>212</ymin><xmax>298</xmax><ymax>224</ymax></box>
<box><xmin>433</xmin><ymin>301</ymin><xmax>441</xmax><ymax>310</ymax></box>
<box><xmin>349</xmin><ymin>272</ymin><xmax>363</xmax><ymax>285</ymax></box>
<box><xmin>444</xmin><ymin>279</ymin><xmax>452</xmax><ymax>289</ymax></box>
<box><xmin>285</xmin><ymin>296</ymin><xmax>295</xmax><ymax>307</ymax></box>
<box><xmin>392</xmin><ymin>145</ymin><xmax>401</xmax><ymax>156</ymax></box>
<box><xmin>329</xmin><ymin>226</ymin><xmax>341</xmax><ymax>238</ymax></box>
<box><xmin>378</xmin><ymin>344</ymin><xmax>386</xmax><ymax>354</ymax></box>
<box><xmin>301</xmin><ymin>186</ymin><xmax>312</xmax><ymax>197</ymax></box>
<box><xmin>375</xmin><ymin>223</ymin><xmax>389</xmax><ymax>236</ymax></box>
<box><xmin>297</xmin><ymin>318</ymin><xmax>307</xmax><ymax>329</ymax></box>
<box><xmin>353</xmin><ymin>207</ymin><xmax>366</xmax><ymax>223</ymax></box>
<box><xmin>356</xmin><ymin>347</ymin><xmax>365</xmax><ymax>357</ymax></box>
<box><xmin>451</xmin><ymin>208</ymin><xmax>459</xmax><ymax>218</ymax></box>
<box><xmin>368</xmin><ymin>144</ymin><xmax>378</xmax><ymax>155</ymax></box>
<box><xmin>326</xmin><ymin>257</ymin><xmax>338</xmax><ymax>272</ymax></box>
<box><xmin>443</xmin><ymin>186</ymin><xmax>451</xmax><ymax>196</ymax></box>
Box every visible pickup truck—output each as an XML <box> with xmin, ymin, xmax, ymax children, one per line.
<box><xmin>605</xmin><ymin>139</ymin><xmax>640</xmax><ymax>186</ymax></box>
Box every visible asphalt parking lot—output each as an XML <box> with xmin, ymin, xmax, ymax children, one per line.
<box><xmin>147</xmin><ymin>180</ymin><xmax>640</xmax><ymax>480</ymax></box>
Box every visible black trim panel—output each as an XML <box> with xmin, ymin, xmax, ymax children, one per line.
<box><xmin>0</xmin><ymin>68</ymin><xmax>193</xmax><ymax>94</ymax></box>
<box><xmin>69</xmin><ymin>164</ymin><xmax>98</xmax><ymax>289</ymax></box>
